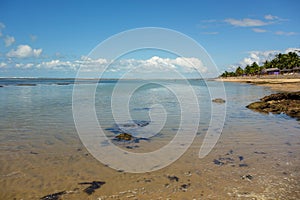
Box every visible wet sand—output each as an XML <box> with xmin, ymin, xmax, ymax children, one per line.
<box><xmin>1</xmin><ymin>124</ymin><xmax>299</xmax><ymax>200</ymax></box>
<box><xmin>217</xmin><ymin>75</ymin><xmax>300</xmax><ymax>92</ymax></box>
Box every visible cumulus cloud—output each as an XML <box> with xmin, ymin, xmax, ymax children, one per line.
<box><xmin>238</xmin><ymin>50</ymin><xmax>280</xmax><ymax>66</ymax></box>
<box><xmin>0</xmin><ymin>62</ymin><xmax>7</xmax><ymax>68</ymax></box>
<box><xmin>4</xmin><ymin>35</ymin><xmax>15</xmax><ymax>47</ymax></box>
<box><xmin>236</xmin><ymin>48</ymin><xmax>300</xmax><ymax>68</ymax></box>
<box><xmin>2</xmin><ymin>56</ymin><xmax>206</xmax><ymax>75</ymax></box>
<box><xmin>264</xmin><ymin>14</ymin><xmax>279</xmax><ymax>20</ymax></box>
<box><xmin>252</xmin><ymin>28</ymin><xmax>267</xmax><ymax>33</ymax></box>
<box><xmin>284</xmin><ymin>48</ymin><xmax>300</xmax><ymax>54</ymax></box>
<box><xmin>275</xmin><ymin>31</ymin><xmax>297</xmax><ymax>36</ymax></box>
<box><xmin>224</xmin><ymin>18</ymin><xmax>268</xmax><ymax>27</ymax></box>
<box><xmin>6</xmin><ymin>45</ymin><xmax>42</xmax><ymax>58</ymax></box>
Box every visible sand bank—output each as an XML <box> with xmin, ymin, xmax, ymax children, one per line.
<box><xmin>217</xmin><ymin>75</ymin><xmax>300</xmax><ymax>92</ymax></box>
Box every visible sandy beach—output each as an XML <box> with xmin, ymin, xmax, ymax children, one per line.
<box><xmin>217</xmin><ymin>75</ymin><xmax>300</xmax><ymax>92</ymax></box>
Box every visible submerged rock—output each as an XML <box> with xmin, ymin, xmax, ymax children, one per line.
<box><xmin>212</xmin><ymin>98</ymin><xmax>226</xmax><ymax>103</ymax></box>
<box><xmin>16</xmin><ymin>84</ymin><xmax>37</xmax><ymax>86</ymax></box>
<box><xmin>246</xmin><ymin>91</ymin><xmax>300</xmax><ymax>120</ymax></box>
<box><xmin>213</xmin><ymin>159</ymin><xmax>224</xmax><ymax>166</ymax></box>
<box><xmin>40</xmin><ymin>191</ymin><xmax>66</xmax><ymax>200</ymax></box>
<box><xmin>115</xmin><ymin>133</ymin><xmax>133</xmax><ymax>141</ymax></box>
<box><xmin>79</xmin><ymin>181</ymin><xmax>106</xmax><ymax>195</ymax></box>
<box><xmin>241</xmin><ymin>174</ymin><xmax>253</xmax><ymax>181</ymax></box>
<box><xmin>167</xmin><ymin>175</ymin><xmax>179</xmax><ymax>182</ymax></box>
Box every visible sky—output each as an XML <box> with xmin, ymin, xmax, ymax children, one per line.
<box><xmin>0</xmin><ymin>0</ymin><xmax>299</xmax><ymax>78</ymax></box>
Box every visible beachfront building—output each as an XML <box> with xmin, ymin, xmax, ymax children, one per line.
<box><xmin>281</xmin><ymin>67</ymin><xmax>300</xmax><ymax>74</ymax></box>
<box><xmin>262</xmin><ymin>68</ymin><xmax>280</xmax><ymax>75</ymax></box>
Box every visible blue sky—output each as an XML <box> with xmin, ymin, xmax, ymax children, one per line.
<box><xmin>0</xmin><ymin>0</ymin><xmax>299</xmax><ymax>78</ymax></box>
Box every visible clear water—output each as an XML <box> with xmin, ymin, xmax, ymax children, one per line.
<box><xmin>0</xmin><ymin>78</ymin><xmax>299</xmax><ymax>199</ymax></box>
<box><xmin>0</xmin><ymin>78</ymin><xmax>299</xmax><ymax>151</ymax></box>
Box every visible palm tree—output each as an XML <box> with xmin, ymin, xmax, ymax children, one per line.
<box><xmin>235</xmin><ymin>66</ymin><xmax>244</xmax><ymax>76</ymax></box>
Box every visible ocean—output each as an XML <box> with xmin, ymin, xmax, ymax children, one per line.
<box><xmin>0</xmin><ymin>78</ymin><xmax>299</xmax><ymax>199</ymax></box>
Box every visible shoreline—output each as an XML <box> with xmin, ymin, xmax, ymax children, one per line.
<box><xmin>217</xmin><ymin>75</ymin><xmax>300</xmax><ymax>121</ymax></box>
<box><xmin>216</xmin><ymin>75</ymin><xmax>300</xmax><ymax>92</ymax></box>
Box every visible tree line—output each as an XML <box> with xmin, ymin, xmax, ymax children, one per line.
<box><xmin>220</xmin><ymin>51</ymin><xmax>300</xmax><ymax>77</ymax></box>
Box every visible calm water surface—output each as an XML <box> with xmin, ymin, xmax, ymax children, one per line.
<box><xmin>0</xmin><ymin>78</ymin><xmax>299</xmax><ymax>199</ymax></box>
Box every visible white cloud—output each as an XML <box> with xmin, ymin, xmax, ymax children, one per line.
<box><xmin>6</xmin><ymin>45</ymin><xmax>42</xmax><ymax>58</ymax></box>
<box><xmin>237</xmin><ymin>50</ymin><xmax>281</xmax><ymax>67</ymax></box>
<box><xmin>252</xmin><ymin>28</ymin><xmax>267</xmax><ymax>33</ymax></box>
<box><xmin>4</xmin><ymin>35</ymin><xmax>15</xmax><ymax>47</ymax></box>
<box><xmin>264</xmin><ymin>14</ymin><xmax>279</xmax><ymax>20</ymax></box>
<box><xmin>275</xmin><ymin>31</ymin><xmax>297</xmax><ymax>36</ymax></box>
<box><xmin>36</xmin><ymin>59</ymin><xmax>78</xmax><ymax>71</ymax></box>
<box><xmin>0</xmin><ymin>62</ymin><xmax>7</xmax><ymax>68</ymax></box>
<box><xmin>224</xmin><ymin>18</ymin><xmax>268</xmax><ymax>27</ymax></box>
<box><xmin>1</xmin><ymin>56</ymin><xmax>206</xmax><ymax>75</ymax></box>
<box><xmin>0</xmin><ymin>22</ymin><xmax>5</xmax><ymax>37</ymax></box>
<box><xmin>235</xmin><ymin>48</ymin><xmax>300</xmax><ymax>68</ymax></box>
<box><xmin>284</xmin><ymin>48</ymin><xmax>300</xmax><ymax>54</ymax></box>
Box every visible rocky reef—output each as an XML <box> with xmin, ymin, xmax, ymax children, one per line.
<box><xmin>246</xmin><ymin>91</ymin><xmax>300</xmax><ymax>120</ymax></box>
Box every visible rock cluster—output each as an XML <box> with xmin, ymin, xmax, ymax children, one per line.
<box><xmin>246</xmin><ymin>91</ymin><xmax>300</xmax><ymax>120</ymax></box>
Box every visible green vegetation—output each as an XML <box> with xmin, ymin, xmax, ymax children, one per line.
<box><xmin>220</xmin><ymin>52</ymin><xmax>300</xmax><ymax>77</ymax></box>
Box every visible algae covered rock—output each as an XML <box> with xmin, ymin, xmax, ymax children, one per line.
<box><xmin>246</xmin><ymin>91</ymin><xmax>300</xmax><ymax>120</ymax></box>
<box><xmin>212</xmin><ymin>98</ymin><xmax>226</xmax><ymax>104</ymax></box>
<box><xmin>246</xmin><ymin>102</ymin><xmax>269</xmax><ymax>110</ymax></box>
<box><xmin>115</xmin><ymin>133</ymin><xmax>133</xmax><ymax>141</ymax></box>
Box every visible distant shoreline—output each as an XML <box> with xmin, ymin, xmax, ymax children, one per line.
<box><xmin>216</xmin><ymin>74</ymin><xmax>300</xmax><ymax>92</ymax></box>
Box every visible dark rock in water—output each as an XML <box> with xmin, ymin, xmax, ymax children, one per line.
<box><xmin>212</xmin><ymin>98</ymin><xmax>226</xmax><ymax>103</ymax></box>
<box><xmin>167</xmin><ymin>175</ymin><xmax>179</xmax><ymax>182</ymax></box>
<box><xmin>78</xmin><ymin>181</ymin><xmax>106</xmax><ymax>195</ymax></box>
<box><xmin>30</xmin><ymin>151</ymin><xmax>39</xmax><ymax>155</ymax></box>
<box><xmin>246</xmin><ymin>92</ymin><xmax>300</xmax><ymax>120</ymax></box>
<box><xmin>238</xmin><ymin>156</ymin><xmax>244</xmax><ymax>161</ymax></box>
<box><xmin>126</xmin><ymin>145</ymin><xmax>139</xmax><ymax>149</ymax></box>
<box><xmin>254</xmin><ymin>151</ymin><xmax>267</xmax><ymax>154</ymax></box>
<box><xmin>0</xmin><ymin>85</ymin><xmax>3</xmax><ymax>87</ymax></box>
<box><xmin>16</xmin><ymin>84</ymin><xmax>37</xmax><ymax>86</ymax></box>
<box><xmin>180</xmin><ymin>183</ymin><xmax>191</xmax><ymax>191</ymax></box>
<box><xmin>135</xmin><ymin>120</ymin><xmax>150</xmax><ymax>127</ymax></box>
<box><xmin>40</xmin><ymin>191</ymin><xmax>66</xmax><ymax>200</ymax></box>
<box><xmin>241</xmin><ymin>174</ymin><xmax>253</xmax><ymax>181</ymax></box>
<box><xmin>219</xmin><ymin>157</ymin><xmax>234</xmax><ymax>162</ymax></box>
<box><xmin>122</xmin><ymin>123</ymin><xmax>136</xmax><ymax>128</ymax></box>
<box><xmin>115</xmin><ymin>133</ymin><xmax>133</xmax><ymax>141</ymax></box>
<box><xmin>56</xmin><ymin>83</ymin><xmax>70</xmax><ymax>85</ymax></box>
<box><xmin>285</xmin><ymin>141</ymin><xmax>292</xmax><ymax>146</ymax></box>
<box><xmin>239</xmin><ymin>163</ymin><xmax>248</xmax><ymax>167</ymax></box>
<box><xmin>213</xmin><ymin>159</ymin><xmax>224</xmax><ymax>166</ymax></box>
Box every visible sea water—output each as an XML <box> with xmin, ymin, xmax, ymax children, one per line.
<box><xmin>0</xmin><ymin>78</ymin><xmax>299</xmax><ymax>199</ymax></box>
